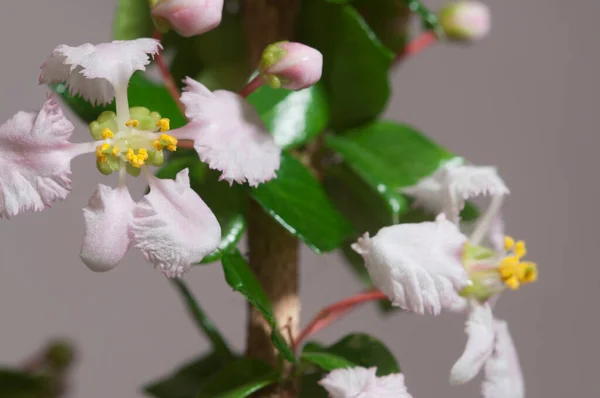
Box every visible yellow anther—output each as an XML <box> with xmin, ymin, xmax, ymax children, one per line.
<box><xmin>138</xmin><ymin>148</ymin><xmax>149</xmax><ymax>161</ymax></box>
<box><xmin>95</xmin><ymin>143</ymin><xmax>111</xmax><ymax>163</ymax></box>
<box><xmin>520</xmin><ymin>262</ymin><xmax>538</xmax><ymax>284</ymax></box>
<box><xmin>101</xmin><ymin>128</ymin><xmax>114</xmax><ymax>139</ymax></box>
<box><xmin>514</xmin><ymin>240</ymin><xmax>527</xmax><ymax>259</ymax></box>
<box><xmin>152</xmin><ymin>139</ymin><xmax>163</xmax><ymax>150</ymax></box>
<box><xmin>126</xmin><ymin>119</ymin><xmax>140</xmax><ymax>128</ymax></box>
<box><xmin>157</xmin><ymin>118</ymin><xmax>170</xmax><ymax>132</ymax></box>
<box><xmin>111</xmin><ymin>145</ymin><xmax>120</xmax><ymax>156</ymax></box>
<box><xmin>167</xmin><ymin>143</ymin><xmax>177</xmax><ymax>152</ymax></box>
<box><xmin>505</xmin><ymin>276</ymin><xmax>520</xmax><ymax>290</ymax></box>
<box><xmin>125</xmin><ymin>148</ymin><xmax>148</xmax><ymax>168</ymax></box>
<box><xmin>503</xmin><ymin>236</ymin><xmax>515</xmax><ymax>251</ymax></box>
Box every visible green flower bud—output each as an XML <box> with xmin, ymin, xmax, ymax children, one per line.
<box><xmin>97</xmin><ymin>160</ymin><xmax>113</xmax><ymax>176</ymax></box>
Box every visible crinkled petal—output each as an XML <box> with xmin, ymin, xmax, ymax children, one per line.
<box><xmin>170</xmin><ymin>77</ymin><xmax>281</xmax><ymax>186</ymax></box>
<box><xmin>0</xmin><ymin>97</ymin><xmax>75</xmax><ymax>218</ymax></box>
<box><xmin>352</xmin><ymin>214</ymin><xmax>469</xmax><ymax>315</ymax></box>
<box><xmin>39</xmin><ymin>39</ymin><xmax>161</xmax><ymax>105</ymax></box>
<box><xmin>482</xmin><ymin>320</ymin><xmax>525</xmax><ymax>398</ymax></box>
<box><xmin>373</xmin><ymin>373</ymin><xmax>413</xmax><ymax>398</ymax></box>
<box><xmin>131</xmin><ymin>169</ymin><xmax>221</xmax><ymax>277</ymax></box>
<box><xmin>319</xmin><ymin>367</ymin><xmax>378</xmax><ymax>398</ymax></box>
<box><xmin>80</xmin><ymin>185</ymin><xmax>135</xmax><ymax>272</ymax></box>
<box><xmin>450</xmin><ymin>302</ymin><xmax>495</xmax><ymax>385</ymax></box>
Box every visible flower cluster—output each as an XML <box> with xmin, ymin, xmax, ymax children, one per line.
<box><xmin>1</xmin><ymin>37</ymin><xmax>282</xmax><ymax>277</ymax></box>
<box><xmin>343</xmin><ymin>160</ymin><xmax>536</xmax><ymax>397</ymax></box>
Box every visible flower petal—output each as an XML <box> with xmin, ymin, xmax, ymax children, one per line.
<box><xmin>131</xmin><ymin>169</ymin><xmax>221</xmax><ymax>277</ymax></box>
<box><xmin>80</xmin><ymin>185</ymin><xmax>135</xmax><ymax>272</ymax></box>
<box><xmin>450</xmin><ymin>302</ymin><xmax>495</xmax><ymax>385</ymax></box>
<box><xmin>39</xmin><ymin>39</ymin><xmax>161</xmax><ymax>104</ymax></box>
<box><xmin>352</xmin><ymin>214</ymin><xmax>469</xmax><ymax>315</ymax></box>
<box><xmin>170</xmin><ymin>78</ymin><xmax>281</xmax><ymax>186</ymax></box>
<box><xmin>482</xmin><ymin>320</ymin><xmax>525</xmax><ymax>398</ymax></box>
<box><xmin>319</xmin><ymin>367</ymin><xmax>378</xmax><ymax>398</ymax></box>
<box><xmin>373</xmin><ymin>373</ymin><xmax>413</xmax><ymax>398</ymax></box>
<box><xmin>0</xmin><ymin>97</ymin><xmax>75</xmax><ymax>218</ymax></box>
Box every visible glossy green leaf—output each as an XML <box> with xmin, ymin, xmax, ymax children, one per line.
<box><xmin>251</xmin><ymin>152</ymin><xmax>353</xmax><ymax>253</ymax></box>
<box><xmin>0</xmin><ymin>369</ymin><xmax>46</xmax><ymax>398</ymax></box>
<box><xmin>171</xmin><ymin>279</ymin><xmax>233</xmax><ymax>360</ymax></box>
<box><xmin>155</xmin><ymin>154</ymin><xmax>247</xmax><ymax>264</ymax></box>
<box><xmin>248</xmin><ymin>84</ymin><xmax>329</xmax><ymax>149</ymax></box>
<box><xmin>53</xmin><ymin>72</ymin><xmax>186</xmax><ymax>128</ymax></box>
<box><xmin>299</xmin><ymin>372</ymin><xmax>328</xmax><ymax>398</ymax></box>
<box><xmin>221</xmin><ymin>250</ymin><xmax>295</xmax><ymax>362</ymax></box>
<box><xmin>301</xmin><ymin>351</ymin><xmax>357</xmax><ymax>371</ymax></box>
<box><xmin>304</xmin><ymin>333</ymin><xmax>400</xmax><ymax>375</ymax></box>
<box><xmin>113</xmin><ymin>0</ymin><xmax>154</xmax><ymax>40</ymax></box>
<box><xmin>196</xmin><ymin>358</ymin><xmax>276</xmax><ymax>398</ymax></box>
<box><xmin>353</xmin><ymin>0</ymin><xmax>410</xmax><ymax>52</ymax></box>
<box><xmin>144</xmin><ymin>352</ymin><xmax>231</xmax><ymax>398</ymax></box>
<box><xmin>299</xmin><ymin>0</ymin><xmax>394</xmax><ymax>129</ymax></box>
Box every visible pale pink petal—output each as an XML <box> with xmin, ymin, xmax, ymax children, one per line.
<box><xmin>80</xmin><ymin>185</ymin><xmax>135</xmax><ymax>272</ymax></box>
<box><xmin>482</xmin><ymin>320</ymin><xmax>525</xmax><ymax>398</ymax></box>
<box><xmin>0</xmin><ymin>97</ymin><xmax>76</xmax><ymax>218</ymax></box>
<box><xmin>170</xmin><ymin>78</ymin><xmax>281</xmax><ymax>186</ymax></box>
<box><xmin>261</xmin><ymin>42</ymin><xmax>323</xmax><ymax>90</ymax></box>
<box><xmin>352</xmin><ymin>214</ymin><xmax>469</xmax><ymax>315</ymax></box>
<box><xmin>39</xmin><ymin>39</ymin><xmax>161</xmax><ymax>104</ymax></box>
<box><xmin>373</xmin><ymin>373</ymin><xmax>413</xmax><ymax>398</ymax></box>
<box><xmin>450</xmin><ymin>303</ymin><xmax>495</xmax><ymax>385</ymax></box>
<box><xmin>319</xmin><ymin>367</ymin><xmax>378</xmax><ymax>398</ymax></box>
<box><xmin>131</xmin><ymin>169</ymin><xmax>221</xmax><ymax>277</ymax></box>
<box><xmin>152</xmin><ymin>0</ymin><xmax>224</xmax><ymax>37</ymax></box>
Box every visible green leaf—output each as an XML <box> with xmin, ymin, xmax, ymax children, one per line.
<box><xmin>113</xmin><ymin>0</ymin><xmax>154</xmax><ymax>40</ymax></box>
<box><xmin>299</xmin><ymin>372</ymin><xmax>328</xmax><ymax>398</ymax></box>
<box><xmin>221</xmin><ymin>250</ymin><xmax>295</xmax><ymax>362</ymax></box>
<box><xmin>53</xmin><ymin>72</ymin><xmax>186</xmax><ymax>128</ymax></box>
<box><xmin>248</xmin><ymin>84</ymin><xmax>329</xmax><ymax>149</ymax></box>
<box><xmin>353</xmin><ymin>0</ymin><xmax>410</xmax><ymax>52</ymax></box>
<box><xmin>171</xmin><ymin>279</ymin><xmax>234</xmax><ymax>360</ymax></box>
<box><xmin>144</xmin><ymin>352</ymin><xmax>231</xmax><ymax>398</ymax></box>
<box><xmin>304</xmin><ymin>333</ymin><xmax>400</xmax><ymax>375</ymax></box>
<box><xmin>196</xmin><ymin>358</ymin><xmax>277</xmax><ymax>398</ymax></box>
<box><xmin>251</xmin><ymin>152</ymin><xmax>353</xmax><ymax>253</ymax></box>
<box><xmin>0</xmin><ymin>369</ymin><xmax>46</xmax><ymax>398</ymax></box>
<box><xmin>299</xmin><ymin>0</ymin><xmax>394</xmax><ymax>129</ymax></box>
<box><xmin>155</xmin><ymin>154</ymin><xmax>247</xmax><ymax>263</ymax></box>
<box><xmin>301</xmin><ymin>352</ymin><xmax>357</xmax><ymax>371</ymax></box>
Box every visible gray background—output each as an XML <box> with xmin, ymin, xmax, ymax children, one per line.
<box><xmin>0</xmin><ymin>0</ymin><xmax>596</xmax><ymax>397</ymax></box>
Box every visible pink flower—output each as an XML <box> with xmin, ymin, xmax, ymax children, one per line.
<box><xmin>259</xmin><ymin>42</ymin><xmax>323</xmax><ymax>90</ymax></box>
<box><xmin>151</xmin><ymin>0</ymin><xmax>224</xmax><ymax>37</ymax></box>
<box><xmin>319</xmin><ymin>367</ymin><xmax>413</xmax><ymax>398</ymax></box>
<box><xmin>439</xmin><ymin>1</ymin><xmax>491</xmax><ymax>42</ymax></box>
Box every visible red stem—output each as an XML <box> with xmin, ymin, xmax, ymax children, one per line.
<box><xmin>293</xmin><ymin>289</ymin><xmax>387</xmax><ymax>351</ymax></box>
<box><xmin>153</xmin><ymin>30</ymin><xmax>186</xmax><ymax>116</ymax></box>
<box><xmin>394</xmin><ymin>31</ymin><xmax>438</xmax><ymax>64</ymax></box>
<box><xmin>239</xmin><ymin>75</ymin><xmax>264</xmax><ymax>98</ymax></box>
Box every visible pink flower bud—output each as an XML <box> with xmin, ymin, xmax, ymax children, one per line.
<box><xmin>259</xmin><ymin>42</ymin><xmax>323</xmax><ymax>91</ymax></box>
<box><xmin>439</xmin><ymin>1</ymin><xmax>490</xmax><ymax>42</ymax></box>
<box><xmin>151</xmin><ymin>0</ymin><xmax>224</xmax><ymax>38</ymax></box>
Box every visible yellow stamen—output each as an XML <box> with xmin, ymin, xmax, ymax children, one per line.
<box><xmin>101</xmin><ymin>128</ymin><xmax>114</xmax><ymax>139</ymax></box>
<box><xmin>503</xmin><ymin>236</ymin><xmax>515</xmax><ymax>251</ymax></box>
<box><xmin>126</xmin><ymin>119</ymin><xmax>140</xmax><ymax>128</ymax></box>
<box><xmin>514</xmin><ymin>240</ymin><xmax>527</xmax><ymax>259</ymax></box>
<box><xmin>111</xmin><ymin>145</ymin><xmax>120</xmax><ymax>156</ymax></box>
<box><xmin>95</xmin><ymin>143</ymin><xmax>111</xmax><ymax>163</ymax></box>
<box><xmin>125</xmin><ymin>148</ymin><xmax>148</xmax><ymax>168</ymax></box>
<box><xmin>520</xmin><ymin>262</ymin><xmax>538</xmax><ymax>283</ymax></box>
<box><xmin>157</xmin><ymin>118</ymin><xmax>170</xmax><ymax>132</ymax></box>
<box><xmin>505</xmin><ymin>276</ymin><xmax>520</xmax><ymax>290</ymax></box>
<box><xmin>152</xmin><ymin>139</ymin><xmax>163</xmax><ymax>150</ymax></box>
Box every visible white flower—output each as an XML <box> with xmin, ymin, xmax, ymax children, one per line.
<box><xmin>353</xmin><ymin>161</ymin><xmax>536</xmax><ymax>394</ymax></box>
<box><xmin>169</xmin><ymin>77</ymin><xmax>281</xmax><ymax>186</ymax></box>
<box><xmin>3</xmin><ymin>39</ymin><xmax>280</xmax><ymax>276</ymax></box>
<box><xmin>319</xmin><ymin>367</ymin><xmax>413</xmax><ymax>398</ymax></box>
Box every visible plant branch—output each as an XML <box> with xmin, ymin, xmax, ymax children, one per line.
<box><xmin>240</xmin><ymin>75</ymin><xmax>265</xmax><ymax>98</ymax></box>
<box><xmin>153</xmin><ymin>29</ymin><xmax>186</xmax><ymax>116</ymax></box>
<box><xmin>394</xmin><ymin>31</ymin><xmax>438</xmax><ymax>64</ymax></box>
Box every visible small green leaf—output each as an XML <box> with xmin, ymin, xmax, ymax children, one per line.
<box><xmin>144</xmin><ymin>352</ymin><xmax>231</xmax><ymax>398</ymax></box>
<box><xmin>353</xmin><ymin>0</ymin><xmax>410</xmax><ymax>52</ymax></box>
<box><xmin>299</xmin><ymin>0</ymin><xmax>394</xmax><ymax>129</ymax></box>
<box><xmin>196</xmin><ymin>358</ymin><xmax>277</xmax><ymax>398</ymax></box>
<box><xmin>171</xmin><ymin>279</ymin><xmax>234</xmax><ymax>361</ymax></box>
<box><xmin>221</xmin><ymin>250</ymin><xmax>295</xmax><ymax>362</ymax></box>
<box><xmin>113</xmin><ymin>0</ymin><xmax>154</xmax><ymax>40</ymax></box>
<box><xmin>155</xmin><ymin>154</ymin><xmax>247</xmax><ymax>263</ymax></box>
<box><xmin>248</xmin><ymin>84</ymin><xmax>329</xmax><ymax>149</ymax></box>
<box><xmin>251</xmin><ymin>152</ymin><xmax>353</xmax><ymax>253</ymax></box>
<box><xmin>53</xmin><ymin>72</ymin><xmax>186</xmax><ymax>128</ymax></box>
<box><xmin>0</xmin><ymin>369</ymin><xmax>46</xmax><ymax>398</ymax></box>
<box><xmin>304</xmin><ymin>333</ymin><xmax>400</xmax><ymax>375</ymax></box>
<box><xmin>301</xmin><ymin>352</ymin><xmax>357</xmax><ymax>371</ymax></box>
<box><xmin>299</xmin><ymin>372</ymin><xmax>328</xmax><ymax>398</ymax></box>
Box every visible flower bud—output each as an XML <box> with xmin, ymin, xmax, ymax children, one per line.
<box><xmin>439</xmin><ymin>1</ymin><xmax>490</xmax><ymax>42</ymax></box>
<box><xmin>259</xmin><ymin>41</ymin><xmax>323</xmax><ymax>91</ymax></box>
<box><xmin>151</xmin><ymin>0</ymin><xmax>224</xmax><ymax>38</ymax></box>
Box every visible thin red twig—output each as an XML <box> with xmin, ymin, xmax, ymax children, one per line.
<box><xmin>153</xmin><ymin>30</ymin><xmax>186</xmax><ymax>115</ymax></box>
<box><xmin>293</xmin><ymin>289</ymin><xmax>388</xmax><ymax>351</ymax></box>
<box><xmin>394</xmin><ymin>31</ymin><xmax>438</xmax><ymax>64</ymax></box>
<box><xmin>239</xmin><ymin>75</ymin><xmax>264</xmax><ymax>98</ymax></box>
<box><xmin>177</xmin><ymin>139</ymin><xmax>195</xmax><ymax>149</ymax></box>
